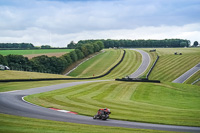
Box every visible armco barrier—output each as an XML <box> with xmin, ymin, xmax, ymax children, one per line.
<box><xmin>146</xmin><ymin>55</ymin><xmax>159</xmax><ymax>79</ymax></box>
<box><xmin>0</xmin><ymin>50</ymin><xmax>126</xmax><ymax>82</ymax></box>
<box><xmin>115</xmin><ymin>78</ymin><xmax>160</xmax><ymax>83</ymax></box>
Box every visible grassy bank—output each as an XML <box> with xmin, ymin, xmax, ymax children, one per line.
<box><xmin>0</xmin><ymin>70</ymin><xmax>70</xmax><ymax>80</ymax></box>
<box><xmin>102</xmin><ymin>49</ymin><xmax>142</xmax><ymax>79</ymax></box>
<box><xmin>0</xmin><ymin>113</ymin><xmax>171</xmax><ymax>133</ymax></box>
<box><xmin>0</xmin><ymin>49</ymin><xmax>74</xmax><ymax>56</ymax></box>
<box><xmin>25</xmin><ymin>81</ymin><xmax>200</xmax><ymax>127</ymax></box>
<box><xmin>68</xmin><ymin>49</ymin><xmax>123</xmax><ymax>78</ymax></box>
<box><xmin>148</xmin><ymin>48</ymin><xmax>200</xmax><ymax>82</ymax></box>
<box><xmin>184</xmin><ymin>70</ymin><xmax>200</xmax><ymax>86</ymax></box>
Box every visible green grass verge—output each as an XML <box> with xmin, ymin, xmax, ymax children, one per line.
<box><xmin>25</xmin><ymin>81</ymin><xmax>200</xmax><ymax>127</ymax></box>
<box><xmin>0</xmin><ymin>49</ymin><xmax>74</xmax><ymax>56</ymax></box>
<box><xmin>68</xmin><ymin>49</ymin><xmax>123</xmax><ymax>78</ymax></box>
<box><xmin>0</xmin><ymin>80</ymin><xmax>77</xmax><ymax>92</ymax></box>
<box><xmin>0</xmin><ymin>70</ymin><xmax>71</xmax><ymax>80</ymax></box>
<box><xmin>148</xmin><ymin>48</ymin><xmax>200</xmax><ymax>82</ymax></box>
<box><xmin>0</xmin><ymin>113</ymin><xmax>172</xmax><ymax>133</ymax></box>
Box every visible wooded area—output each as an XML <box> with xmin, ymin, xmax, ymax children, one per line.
<box><xmin>0</xmin><ymin>41</ymin><xmax>104</xmax><ymax>74</ymax></box>
<box><xmin>76</xmin><ymin>39</ymin><xmax>190</xmax><ymax>48</ymax></box>
<box><xmin>0</xmin><ymin>43</ymin><xmax>35</xmax><ymax>49</ymax></box>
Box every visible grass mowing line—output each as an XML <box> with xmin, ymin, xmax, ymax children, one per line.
<box><xmin>148</xmin><ymin>48</ymin><xmax>200</xmax><ymax>82</ymax></box>
<box><xmin>69</xmin><ymin>49</ymin><xmax>123</xmax><ymax>78</ymax></box>
<box><xmin>149</xmin><ymin>54</ymin><xmax>200</xmax><ymax>82</ymax></box>
<box><xmin>0</xmin><ymin>49</ymin><xmax>74</xmax><ymax>56</ymax></box>
<box><xmin>0</xmin><ymin>113</ymin><xmax>171</xmax><ymax>133</ymax></box>
<box><xmin>102</xmin><ymin>50</ymin><xmax>142</xmax><ymax>79</ymax></box>
<box><xmin>25</xmin><ymin>81</ymin><xmax>200</xmax><ymax>127</ymax></box>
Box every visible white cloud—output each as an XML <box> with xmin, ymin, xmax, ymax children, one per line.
<box><xmin>0</xmin><ymin>0</ymin><xmax>200</xmax><ymax>46</ymax></box>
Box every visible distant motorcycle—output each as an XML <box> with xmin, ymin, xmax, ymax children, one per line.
<box><xmin>93</xmin><ymin>108</ymin><xmax>111</xmax><ymax>120</ymax></box>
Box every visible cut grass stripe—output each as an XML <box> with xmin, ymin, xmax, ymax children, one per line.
<box><xmin>25</xmin><ymin>81</ymin><xmax>200</xmax><ymax>127</ymax></box>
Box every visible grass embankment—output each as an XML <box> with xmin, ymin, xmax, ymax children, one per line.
<box><xmin>103</xmin><ymin>49</ymin><xmax>142</xmax><ymax>79</ymax></box>
<box><xmin>0</xmin><ymin>49</ymin><xmax>74</xmax><ymax>56</ymax></box>
<box><xmin>69</xmin><ymin>49</ymin><xmax>142</xmax><ymax>79</ymax></box>
<box><xmin>68</xmin><ymin>49</ymin><xmax>123</xmax><ymax>78</ymax></box>
<box><xmin>0</xmin><ymin>70</ymin><xmax>70</xmax><ymax>80</ymax></box>
<box><xmin>185</xmin><ymin>70</ymin><xmax>200</xmax><ymax>86</ymax></box>
<box><xmin>148</xmin><ymin>48</ymin><xmax>200</xmax><ymax>82</ymax></box>
<box><xmin>0</xmin><ymin>80</ymin><xmax>77</xmax><ymax>92</ymax></box>
<box><xmin>0</xmin><ymin>114</ymin><xmax>171</xmax><ymax>133</ymax></box>
<box><xmin>25</xmin><ymin>81</ymin><xmax>200</xmax><ymax>127</ymax></box>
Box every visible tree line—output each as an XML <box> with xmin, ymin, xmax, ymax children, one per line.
<box><xmin>0</xmin><ymin>41</ymin><xmax>104</xmax><ymax>74</ymax></box>
<box><xmin>0</xmin><ymin>43</ymin><xmax>35</xmax><ymax>49</ymax></box>
<box><xmin>75</xmin><ymin>39</ymin><xmax>190</xmax><ymax>48</ymax></box>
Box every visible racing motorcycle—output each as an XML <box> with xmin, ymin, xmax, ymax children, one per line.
<box><xmin>93</xmin><ymin>108</ymin><xmax>111</xmax><ymax>120</ymax></box>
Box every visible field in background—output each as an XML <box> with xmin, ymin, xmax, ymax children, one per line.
<box><xmin>148</xmin><ymin>48</ymin><xmax>200</xmax><ymax>82</ymax></box>
<box><xmin>25</xmin><ymin>81</ymin><xmax>200</xmax><ymax>127</ymax></box>
<box><xmin>0</xmin><ymin>49</ymin><xmax>73</xmax><ymax>56</ymax></box>
<box><xmin>69</xmin><ymin>49</ymin><xmax>123</xmax><ymax>78</ymax></box>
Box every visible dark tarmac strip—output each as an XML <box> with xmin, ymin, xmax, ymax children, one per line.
<box><xmin>129</xmin><ymin>49</ymin><xmax>151</xmax><ymax>78</ymax></box>
<box><xmin>1</xmin><ymin>80</ymin><xmax>200</xmax><ymax>132</ymax></box>
<box><xmin>173</xmin><ymin>63</ymin><xmax>200</xmax><ymax>83</ymax></box>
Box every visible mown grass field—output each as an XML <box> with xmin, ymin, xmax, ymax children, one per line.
<box><xmin>0</xmin><ymin>113</ymin><xmax>172</xmax><ymax>133</ymax></box>
<box><xmin>25</xmin><ymin>81</ymin><xmax>200</xmax><ymax>127</ymax></box>
<box><xmin>148</xmin><ymin>48</ymin><xmax>200</xmax><ymax>82</ymax></box>
<box><xmin>102</xmin><ymin>49</ymin><xmax>142</xmax><ymax>79</ymax></box>
<box><xmin>69</xmin><ymin>49</ymin><xmax>123</xmax><ymax>78</ymax></box>
<box><xmin>69</xmin><ymin>49</ymin><xmax>142</xmax><ymax>79</ymax></box>
<box><xmin>0</xmin><ymin>49</ymin><xmax>73</xmax><ymax>56</ymax></box>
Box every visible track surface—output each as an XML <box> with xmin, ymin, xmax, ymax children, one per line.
<box><xmin>1</xmin><ymin>81</ymin><xmax>200</xmax><ymax>132</ymax></box>
<box><xmin>173</xmin><ymin>63</ymin><xmax>200</xmax><ymax>83</ymax></box>
<box><xmin>129</xmin><ymin>49</ymin><xmax>151</xmax><ymax>78</ymax></box>
<box><xmin>1</xmin><ymin>50</ymin><xmax>200</xmax><ymax>132</ymax></box>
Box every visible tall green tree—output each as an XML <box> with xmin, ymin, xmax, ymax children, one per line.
<box><xmin>193</xmin><ymin>41</ymin><xmax>199</xmax><ymax>47</ymax></box>
<box><xmin>67</xmin><ymin>41</ymin><xmax>76</xmax><ymax>49</ymax></box>
<box><xmin>69</xmin><ymin>51</ymin><xmax>78</xmax><ymax>62</ymax></box>
<box><xmin>75</xmin><ymin>49</ymin><xmax>84</xmax><ymax>60</ymax></box>
<box><xmin>0</xmin><ymin>55</ymin><xmax>7</xmax><ymax>65</ymax></box>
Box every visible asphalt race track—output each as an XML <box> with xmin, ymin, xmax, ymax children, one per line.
<box><xmin>1</xmin><ymin>81</ymin><xmax>200</xmax><ymax>132</ymax></box>
<box><xmin>1</xmin><ymin>50</ymin><xmax>200</xmax><ymax>132</ymax></box>
<box><xmin>173</xmin><ymin>63</ymin><xmax>200</xmax><ymax>83</ymax></box>
<box><xmin>129</xmin><ymin>49</ymin><xmax>151</xmax><ymax>78</ymax></box>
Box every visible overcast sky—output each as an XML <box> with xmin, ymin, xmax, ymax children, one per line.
<box><xmin>0</xmin><ymin>0</ymin><xmax>200</xmax><ymax>47</ymax></box>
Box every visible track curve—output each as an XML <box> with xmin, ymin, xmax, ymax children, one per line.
<box><xmin>129</xmin><ymin>49</ymin><xmax>151</xmax><ymax>78</ymax></box>
<box><xmin>0</xmin><ymin>80</ymin><xmax>200</xmax><ymax>132</ymax></box>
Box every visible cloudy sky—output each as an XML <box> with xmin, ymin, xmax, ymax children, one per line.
<box><xmin>0</xmin><ymin>0</ymin><xmax>200</xmax><ymax>47</ymax></box>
